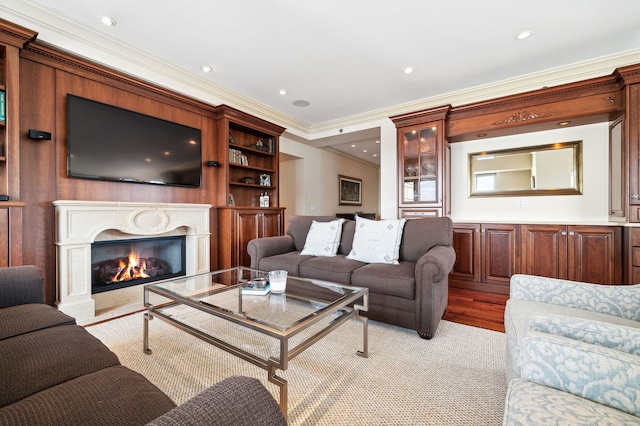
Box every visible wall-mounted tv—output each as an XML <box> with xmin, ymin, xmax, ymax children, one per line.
<box><xmin>67</xmin><ymin>94</ymin><xmax>202</xmax><ymax>188</ymax></box>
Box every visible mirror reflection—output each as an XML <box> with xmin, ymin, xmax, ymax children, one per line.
<box><xmin>469</xmin><ymin>141</ymin><xmax>582</xmax><ymax>197</ymax></box>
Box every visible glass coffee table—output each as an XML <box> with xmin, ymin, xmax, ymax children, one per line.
<box><xmin>143</xmin><ymin>267</ymin><xmax>369</xmax><ymax>419</ymax></box>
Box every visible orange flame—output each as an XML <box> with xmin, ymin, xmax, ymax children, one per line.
<box><xmin>110</xmin><ymin>247</ymin><xmax>151</xmax><ymax>282</ymax></box>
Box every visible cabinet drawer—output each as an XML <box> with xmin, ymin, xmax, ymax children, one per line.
<box><xmin>400</xmin><ymin>209</ymin><xmax>440</xmax><ymax>218</ymax></box>
<box><xmin>631</xmin><ymin>228</ymin><xmax>640</xmax><ymax>246</ymax></box>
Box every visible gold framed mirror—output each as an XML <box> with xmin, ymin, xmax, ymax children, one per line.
<box><xmin>469</xmin><ymin>141</ymin><xmax>582</xmax><ymax>197</ymax></box>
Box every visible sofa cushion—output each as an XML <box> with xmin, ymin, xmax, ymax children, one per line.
<box><xmin>351</xmin><ymin>261</ymin><xmax>416</xmax><ymax>300</ymax></box>
<box><xmin>258</xmin><ymin>251</ymin><xmax>315</xmax><ymax>276</ymax></box>
<box><xmin>346</xmin><ymin>217</ymin><xmax>407</xmax><ymax>264</ymax></box>
<box><xmin>286</xmin><ymin>215</ymin><xmax>336</xmax><ymax>251</ymax></box>
<box><xmin>399</xmin><ymin>217</ymin><xmax>453</xmax><ymax>262</ymax></box>
<box><xmin>0</xmin><ymin>303</ymin><xmax>75</xmax><ymax>341</ymax></box>
<box><xmin>337</xmin><ymin>219</ymin><xmax>356</xmax><ymax>255</ymax></box>
<box><xmin>298</xmin><ymin>255</ymin><xmax>365</xmax><ymax>284</ymax></box>
<box><xmin>503</xmin><ymin>378</ymin><xmax>639</xmax><ymax>425</ymax></box>
<box><xmin>147</xmin><ymin>376</ymin><xmax>285</xmax><ymax>426</ymax></box>
<box><xmin>300</xmin><ymin>218</ymin><xmax>345</xmax><ymax>256</ymax></box>
<box><xmin>0</xmin><ymin>365</ymin><xmax>176</xmax><ymax>426</ymax></box>
<box><xmin>504</xmin><ymin>299</ymin><xmax>640</xmax><ymax>383</ymax></box>
<box><xmin>0</xmin><ymin>265</ymin><xmax>45</xmax><ymax>308</ymax></box>
<box><xmin>0</xmin><ymin>324</ymin><xmax>120</xmax><ymax>407</ymax></box>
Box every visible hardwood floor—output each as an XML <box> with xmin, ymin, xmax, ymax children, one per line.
<box><xmin>443</xmin><ymin>286</ymin><xmax>509</xmax><ymax>333</ymax></box>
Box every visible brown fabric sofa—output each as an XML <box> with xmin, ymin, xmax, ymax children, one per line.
<box><xmin>0</xmin><ymin>265</ymin><xmax>286</xmax><ymax>426</ymax></box>
<box><xmin>247</xmin><ymin>215</ymin><xmax>456</xmax><ymax>339</ymax></box>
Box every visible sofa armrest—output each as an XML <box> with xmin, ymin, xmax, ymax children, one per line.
<box><xmin>509</xmin><ymin>274</ymin><xmax>640</xmax><ymax>321</ymax></box>
<box><xmin>247</xmin><ymin>235</ymin><xmax>296</xmax><ymax>269</ymax></box>
<box><xmin>147</xmin><ymin>376</ymin><xmax>286</xmax><ymax>426</ymax></box>
<box><xmin>0</xmin><ymin>265</ymin><xmax>45</xmax><ymax>308</ymax></box>
<box><xmin>521</xmin><ymin>331</ymin><xmax>640</xmax><ymax>417</ymax></box>
<box><xmin>415</xmin><ymin>245</ymin><xmax>456</xmax><ymax>283</ymax></box>
<box><xmin>528</xmin><ymin>314</ymin><xmax>640</xmax><ymax>356</ymax></box>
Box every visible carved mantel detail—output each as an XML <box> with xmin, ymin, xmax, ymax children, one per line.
<box><xmin>493</xmin><ymin>111</ymin><xmax>552</xmax><ymax>125</ymax></box>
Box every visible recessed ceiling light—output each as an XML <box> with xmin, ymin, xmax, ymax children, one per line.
<box><xmin>516</xmin><ymin>30</ymin><xmax>533</xmax><ymax>40</ymax></box>
<box><xmin>557</xmin><ymin>121</ymin><xmax>571</xmax><ymax>126</ymax></box>
<box><xmin>101</xmin><ymin>16</ymin><xmax>117</xmax><ymax>26</ymax></box>
<box><xmin>279</xmin><ymin>89</ymin><xmax>287</xmax><ymax>95</ymax></box>
<box><xmin>293</xmin><ymin>100</ymin><xmax>310</xmax><ymax>107</ymax></box>
<box><xmin>376</xmin><ymin>140</ymin><xmax>380</xmax><ymax>144</ymax></box>
<box><xmin>477</xmin><ymin>133</ymin><xmax>487</xmax><ymax>137</ymax></box>
<box><xmin>363</xmin><ymin>149</ymin><xmax>368</xmax><ymax>153</ymax></box>
<box><xmin>404</xmin><ymin>67</ymin><xmax>414</xmax><ymax>74</ymax></box>
<box><xmin>201</xmin><ymin>65</ymin><xmax>212</xmax><ymax>73</ymax></box>
<box><xmin>373</xmin><ymin>154</ymin><xmax>377</xmax><ymax>157</ymax></box>
<box><xmin>351</xmin><ymin>144</ymin><xmax>356</xmax><ymax>148</ymax></box>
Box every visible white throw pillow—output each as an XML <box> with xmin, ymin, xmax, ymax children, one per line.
<box><xmin>300</xmin><ymin>219</ymin><xmax>345</xmax><ymax>256</ymax></box>
<box><xmin>346</xmin><ymin>217</ymin><xmax>407</xmax><ymax>264</ymax></box>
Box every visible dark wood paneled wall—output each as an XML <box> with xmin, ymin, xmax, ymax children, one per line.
<box><xmin>19</xmin><ymin>43</ymin><xmax>222</xmax><ymax>305</ymax></box>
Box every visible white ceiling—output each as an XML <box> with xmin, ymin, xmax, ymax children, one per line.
<box><xmin>2</xmin><ymin>0</ymin><xmax>640</xmax><ymax>166</ymax></box>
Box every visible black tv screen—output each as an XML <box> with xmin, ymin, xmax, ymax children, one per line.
<box><xmin>67</xmin><ymin>94</ymin><xmax>202</xmax><ymax>188</ymax></box>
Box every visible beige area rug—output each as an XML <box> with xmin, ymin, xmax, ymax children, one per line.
<box><xmin>86</xmin><ymin>312</ymin><xmax>506</xmax><ymax>425</ymax></box>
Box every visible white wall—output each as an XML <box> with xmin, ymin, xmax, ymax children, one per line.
<box><xmin>279</xmin><ymin>137</ymin><xmax>380</xmax><ymax>224</ymax></box>
<box><xmin>450</xmin><ymin>122</ymin><xmax>610</xmax><ymax>223</ymax></box>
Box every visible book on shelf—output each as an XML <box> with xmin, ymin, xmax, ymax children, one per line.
<box><xmin>229</xmin><ymin>148</ymin><xmax>242</xmax><ymax>164</ymax></box>
<box><xmin>241</xmin><ymin>279</ymin><xmax>270</xmax><ymax>295</ymax></box>
<box><xmin>0</xmin><ymin>90</ymin><xmax>5</xmax><ymax>122</ymax></box>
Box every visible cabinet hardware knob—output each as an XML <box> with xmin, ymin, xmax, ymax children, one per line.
<box><xmin>632</xmin><ymin>194</ymin><xmax>640</xmax><ymax>199</ymax></box>
<box><xmin>569</xmin><ymin>231</ymin><xmax>575</xmax><ymax>236</ymax></box>
<box><xmin>561</xmin><ymin>231</ymin><xmax>567</xmax><ymax>236</ymax></box>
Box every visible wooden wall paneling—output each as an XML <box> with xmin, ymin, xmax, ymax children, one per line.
<box><xmin>21</xmin><ymin>42</ymin><xmax>214</xmax><ymax>117</ymax></box>
<box><xmin>19</xmin><ymin>58</ymin><xmax>57</xmax><ymax>304</ymax></box>
<box><xmin>53</xmin><ymin>70</ymin><xmax>205</xmax><ymax>204</ymax></box>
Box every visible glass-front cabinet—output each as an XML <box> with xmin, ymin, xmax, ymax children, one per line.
<box><xmin>401</xmin><ymin>125</ymin><xmax>439</xmax><ymax>204</ymax></box>
<box><xmin>392</xmin><ymin>106</ymin><xmax>450</xmax><ymax>218</ymax></box>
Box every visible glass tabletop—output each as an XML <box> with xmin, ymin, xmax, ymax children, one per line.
<box><xmin>144</xmin><ymin>267</ymin><xmax>367</xmax><ymax>333</ymax></box>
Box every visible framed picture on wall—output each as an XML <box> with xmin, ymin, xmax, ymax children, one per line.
<box><xmin>338</xmin><ymin>175</ymin><xmax>362</xmax><ymax>206</ymax></box>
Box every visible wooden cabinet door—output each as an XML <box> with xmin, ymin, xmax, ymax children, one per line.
<box><xmin>481</xmin><ymin>224</ymin><xmax>520</xmax><ymax>287</ymax></box>
<box><xmin>0</xmin><ymin>209</ymin><xmax>8</xmax><ymax>268</ymax></box>
<box><xmin>568</xmin><ymin>225</ymin><xmax>621</xmax><ymax>284</ymax></box>
<box><xmin>521</xmin><ymin>224</ymin><xmax>568</xmax><ymax>279</ymax></box>
<box><xmin>260</xmin><ymin>209</ymin><xmax>284</xmax><ymax>239</ymax></box>
<box><xmin>628</xmin><ymin>84</ymin><xmax>640</xmax><ymax>221</ymax></box>
<box><xmin>450</xmin><ymin>223</ymin><xmax>481</xmax><ymax>282</ymax></box>
<box><xmin>236</xmin><ymin>208</ymin><xmax>284</xmax><ymax>267</ymax></box>
<box><xmin>236</xmin><ymin>210</ymin><xmax>262</xmax><ymax>267</ymax></box>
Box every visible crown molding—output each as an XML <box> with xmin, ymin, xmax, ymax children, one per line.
<box><xmin>310</xmin><ymin>48</ymin><xmax>640</xmax><ymax>134</ymax></box>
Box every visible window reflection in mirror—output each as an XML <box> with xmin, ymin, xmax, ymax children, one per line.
<box><xmin>469</xmin><ymin>141</ymin><xmax>582</xmax><ymax>197</ymax></box>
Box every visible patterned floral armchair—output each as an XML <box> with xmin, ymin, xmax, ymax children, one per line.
<box><xmin>503</xmin><ymin>274</ymin><xmax>640</xmax><ymax>425</ymax></box>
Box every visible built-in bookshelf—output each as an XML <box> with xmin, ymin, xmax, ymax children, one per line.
<box><xmin>215</xmin><ymin>105</ymin><xmax>284</xmax><ymax>207</ymax></box>
<box><xmin>214</xmin><ymin>105</ymin><xmax>286</xmax><ymax>268</ymax></box>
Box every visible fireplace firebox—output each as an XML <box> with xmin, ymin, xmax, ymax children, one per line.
<box><xmin>91</xmin><ymin>236</ymin><xmax>186</xmax><ymax>294</ymax></box>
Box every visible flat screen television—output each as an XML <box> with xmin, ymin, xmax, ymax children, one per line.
<box><xmin>67</xmin><ymin>94</ymin><xmax>202</xmax><ymax>188</ymax></box>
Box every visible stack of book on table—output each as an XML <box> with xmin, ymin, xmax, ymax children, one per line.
<box><xmin>241</xmin><ymin>278</ymin><xmax>270</xmax><ymax>295</ymax></box>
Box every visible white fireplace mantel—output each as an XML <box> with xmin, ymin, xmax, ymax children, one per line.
<box><xmin>54</xmin><ymin>200</ymin><xmax>211</xmax><ymax>322</ymax></box>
